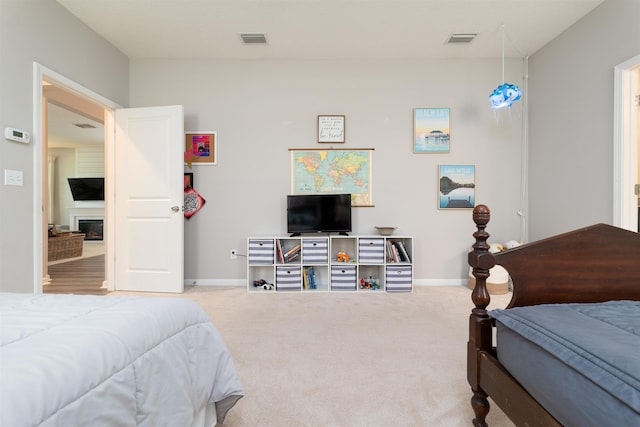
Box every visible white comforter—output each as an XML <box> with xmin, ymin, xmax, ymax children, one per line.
<box><xmin>0</xmin><ymin>293</ymin><xmax>243</xmax><ymax>427</ymax></box>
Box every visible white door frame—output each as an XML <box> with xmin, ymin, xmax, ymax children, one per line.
<box><xmin>33</xmin><ymin>63</ymin><xmax>121</xmax><ymax>293</ymax></box>
<box><xmin>613</xmin><ymin>54</ymin><xmax>640</xmax><ymax>231</ymax></box>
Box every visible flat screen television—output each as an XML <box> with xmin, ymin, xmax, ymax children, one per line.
<box><xmin>67</xmin><ymin>177</ymin><xmax>104</xmax><ymax>201</ymax></box>
<box><xmin>287</xmin><ymin>193</ymin><xmax>352</xmax><ymax>236</ymax></box>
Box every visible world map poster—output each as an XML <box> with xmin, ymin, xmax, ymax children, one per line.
<box><xmin>290</xmin><ymin>149</ymin><xmax>373</xmax><ymax>206</ymax></box>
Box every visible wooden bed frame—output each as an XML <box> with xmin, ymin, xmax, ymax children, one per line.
<box><xmin>467</xmin><ymin>204</ymin><xmax>640</xmax><ymax>427</ymax></box>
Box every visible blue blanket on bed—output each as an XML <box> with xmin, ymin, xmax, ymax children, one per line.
<box><xmin>491</xmin><ymin>300</ymin><xmax>640</xmax><ymax>416</ymax></box>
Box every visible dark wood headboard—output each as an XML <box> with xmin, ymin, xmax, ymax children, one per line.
<box><xmin>469</xmin><ymin>204</ymin><xmax>640</xmax><ymax>310</ymax></box>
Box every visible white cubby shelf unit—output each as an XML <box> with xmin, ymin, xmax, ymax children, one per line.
<box><xmin>247</xmin><ymin>235</ymin><xmax>413</xmax><ymax>293</ymax></box>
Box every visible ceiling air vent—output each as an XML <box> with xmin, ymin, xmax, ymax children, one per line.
<box><xmin>240</xmin><ymin>33</ymin><xmax>267</xmax><ymax>44</ymax></box>
<box><xmin>73</xmin><ymin>123</ymin><xmax>97</xmax><ymax>129</ymax></box>
<box><xmin>447</xmin><ymin>33</ymin><xmax>477</xmax><ymax>44</ymax></box>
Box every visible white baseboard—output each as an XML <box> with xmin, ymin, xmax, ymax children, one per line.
<box><xmin>184</xmin><ymin>279</ymin><xmax>246</xmax><ymax>287</ymax></box>
<box><xmin>413</xmin><ymin>279</ymin><xmax>467</xmax><ymax>286</ymax></box>
<box><xmin>184</xmin><ymin>278</ymin><xmax>467</xmax><ymax>287</ymax></box>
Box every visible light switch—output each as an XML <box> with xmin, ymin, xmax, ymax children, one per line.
<box><xmin>4</xmin><ymin>169</ymin><xmax>23</xmax><ymax>186</ymax></box>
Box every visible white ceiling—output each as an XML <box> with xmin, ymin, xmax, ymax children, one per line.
<box><xmin>49</xmin><ymin>0</ymin><xmax>605</xmax><ymax>144</ymax></box>
<box><xmin>47</xmin><ymin>103</ymin><xmax>104</xmax><ymax>148</ymax></box>
<box><xmin>56</xmin><ymin>0</ymin><xmax>605</xmax><ymax>60</ymax></box>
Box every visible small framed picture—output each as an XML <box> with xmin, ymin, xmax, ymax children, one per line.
<box><xmin>438</xmin><ymin>165</ymin><xmax>475</xmax><ymax>209</ymax></box>
<box><xmin>184</xmin><ymin>173</ymin><xmax>193</xmax><ymax>189</ymax></box>
<box><xmin>318</xmin><ymin>115</ymin><xmax>345</xmax><ymax>143</ymax></box>
<box><xmin>414</xmin><ymin>108</ymin><xmax>450</xmax><ymax>153</ymax></box>
<box><xmin>185</xmin><ymin>131</ymin><xmax>217</xmax><ymax>165</ymax></box>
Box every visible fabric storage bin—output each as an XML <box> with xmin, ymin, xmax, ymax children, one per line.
<box><xmin>276</xmin><ymin>266</ymin><xmax>301</xmax><ymax>291</ymax></box>
<box><xmin>302</xmin><ymin>238</ymin><xmax>328</xmax><ymax>264</ymax></box>
<box><xmin>248</xmin><ymin>239</ymin><xmax>274</xmax><ymax>264</ymax></box>
<box><xmin>48</xmin><ymin>233</ymin><xmax>85</xmax><ymax>261</ymax></box>
<box><xmin>331</xmin><ymin>265</ymin><xmax>357</xmax><ymax>291</ymax></box>
<box><xmin>358</xmin><ymin>238</ymin><xmax>385</xmax><ymax>263</ymax></box>
<box><xmin>385</xmin><ymin>265</ymin><xmax>412</xmax><ymax>292</ymax></box>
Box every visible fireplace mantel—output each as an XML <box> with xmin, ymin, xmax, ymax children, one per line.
<box><xmin>69</xmin><ymin>208</ymin><xmax>104</xmax><ymax>231</ymax></box>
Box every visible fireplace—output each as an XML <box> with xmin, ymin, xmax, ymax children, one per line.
<box><xmin>78</xmin><ymin>219</ymin><xmax>104</xmax><ymax>241</ymax></box>
<box><xmin>69</xmin><ymin>207</ymin><xmax>104</xmax><ymax>240</ymax></box>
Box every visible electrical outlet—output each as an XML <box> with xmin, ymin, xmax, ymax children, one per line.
<box><xmin>230</xmin><ymin>249</ymin><xmax>237</xmax><ymax>259</ymax></box>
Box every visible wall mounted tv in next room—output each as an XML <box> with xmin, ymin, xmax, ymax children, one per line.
<box><xmin>287</xmin><ymin>193</ymin><xmax>352</xmax><ymax>236</ymax></box>
<box><xmin>67</xmin><ymin>177</ymin><xmax>104</xmax><ymax>201</ymax></box>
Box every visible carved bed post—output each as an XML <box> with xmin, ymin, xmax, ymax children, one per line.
<box><xmin>467</xmin><ymin>205</ymin><xmax>496</xmax><ymax>427</ymax></box>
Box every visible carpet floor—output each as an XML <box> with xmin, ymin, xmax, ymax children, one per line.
<box><xmin>113</xmin><ymin>285</ymin><xmax>514</xmax><ymax>427</ymax></box>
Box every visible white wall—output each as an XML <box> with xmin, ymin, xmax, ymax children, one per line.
<box><xmin>131</xmin><ymin>58</ymin><xmax>525</xmax><ymax>284</ymax></box>
<box><xmin>8</xmin><ymin>0</ymin><xmax>632</xmax><ymax>290</ymax></box>
<box><xmin>527</xmin><ymin>0</ymin><xmax>640</xmax><ymax>240</ymax></box>
<box><xmin>48</xmin><ymin>147</ymin><xmax>75</xmax><ymax>226</ymax></box>
<box><xmin>0</xmin><ymin>0</ymin><xmax>129</xmax><ymax>292</ymax></box>
<box><xmin>47</xmin><ymin>146</ymin><xmax>104</xmax><ymax>227</ymax></box>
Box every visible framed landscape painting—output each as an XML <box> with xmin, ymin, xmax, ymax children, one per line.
<box><xmin>414</xmin><ymin>108</ymin><xmax>450</xmax><ymax>153</ymax></box>
<box><xmin>438</xmin><ymin>165</ymin><xmax>475</xmax><ymax>209</ymax></box>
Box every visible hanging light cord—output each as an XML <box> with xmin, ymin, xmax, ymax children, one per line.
<box><xmin>501</xmin><ymin>23</ymin><xmax>505</xmax><ymax>84</ymax></box>
<box><xmin>489</xmin><ymin>23</ymin><xmax>522</xmax><ymax>111</ymax></box>
<box><xmin>519</xmin><ymin>56</ymin><xmax>529</xmax><ymax>243</ymax></box>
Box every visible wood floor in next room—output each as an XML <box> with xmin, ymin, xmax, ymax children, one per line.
<box><xmin>45</xmin><ymin>254</ymin><xmax>108</xmax><ymax>295</ymax></box>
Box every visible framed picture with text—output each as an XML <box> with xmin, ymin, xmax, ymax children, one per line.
<box><xmin>318</xmin><ymin>115</ymin><xmax>345</xmax><ymax>143</ymax></box>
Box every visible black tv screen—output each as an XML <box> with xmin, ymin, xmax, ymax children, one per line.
<box><xmin>287</xmin><ymin>194</ymin><xmax>352</xmax><ymax>235</ymax></box>
<box><xmin>67</xmin><ymin>178</ymin><xmax>104</xmax><ymax>201</ymax></box>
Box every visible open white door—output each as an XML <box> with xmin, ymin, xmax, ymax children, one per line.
<box><xmin>114</xmin><ymin>105</ymin><xmax>184</xmax><ymax>292</ymax></box>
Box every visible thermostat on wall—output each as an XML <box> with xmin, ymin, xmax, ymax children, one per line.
<box><xmin>4</xmin><ymin>128</ymin><xmax>30</xmax><ymax>144</ymax></box>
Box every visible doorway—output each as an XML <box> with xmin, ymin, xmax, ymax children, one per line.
<box><xmin>33</xmin><ymin>63</ymin><xmax>121</xmax><ymax>294</ymax></box>
<box><xmin>34</xmin><ymin>64</ymin><xmax>185</xmax><ymax>294</ymax></box>
<box><xmin>43</xmin><ymin>90</ymin><xmax>107</xmax><ymax>294</ymax></box>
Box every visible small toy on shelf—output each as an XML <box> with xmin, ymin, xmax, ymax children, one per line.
<box><xmin>336</xmin><ymin>251</ymin><xmax>350</xmax><ymax>262</ymax></box>
<box><xmin>359</xmin><ymin>276</ymin><xmax>380</xmax><ymax>290</ymax></box>
<box><xmin>253</xmin><ymin>279</ymin><xmax>275</xmax><ymax>291</ymax></box>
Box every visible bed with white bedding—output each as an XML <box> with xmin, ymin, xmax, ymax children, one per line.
<box><xmin>0</xmin><ymin>293</ymin><xmax>243</xmax><ymax>427</ymax></box>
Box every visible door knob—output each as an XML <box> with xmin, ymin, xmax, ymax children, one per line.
<box><xmin>171</xmin><ymin>206</ymin><xmax>180</xmax><ymax>213</ymax></box>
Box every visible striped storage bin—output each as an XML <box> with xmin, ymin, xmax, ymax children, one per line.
<box><xmin>302</xmin><ymin>239</ymin><xmax>328</xmax><ymax>264</ymax></box>
<box><xmin>248</xmin><ymin>239</ymin><xmax>274</xmax><ymax>264</ymax></box>
<box><xmin>358</xmin><ymin>238</ymin><xmax>385</xmax><ymax>263</ymax></box>
<box><xmin>385</xmin><ymin>265</ymin><xmax>412</xmax><ymax>292</ymax></box>
<box><xmin>331</xmin><ymin>265</ymin><xmax>357</xmax><ymax>291</ymax></box>
<box><xmin>276</xmin><ymin>266</ymin><xmax>301</xmax><ymax>291</ymax></box>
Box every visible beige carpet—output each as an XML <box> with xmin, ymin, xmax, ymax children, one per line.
<box><xmin>113</xmin><ymin>285</ymin><xmax>514</xmax><ymax>427</ymax></box>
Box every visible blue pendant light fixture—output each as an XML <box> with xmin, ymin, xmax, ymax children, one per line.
<box><xmin>489</xmin><ymin>24</ymin><xmax>522</xmax><ymax>110</ymax></box>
